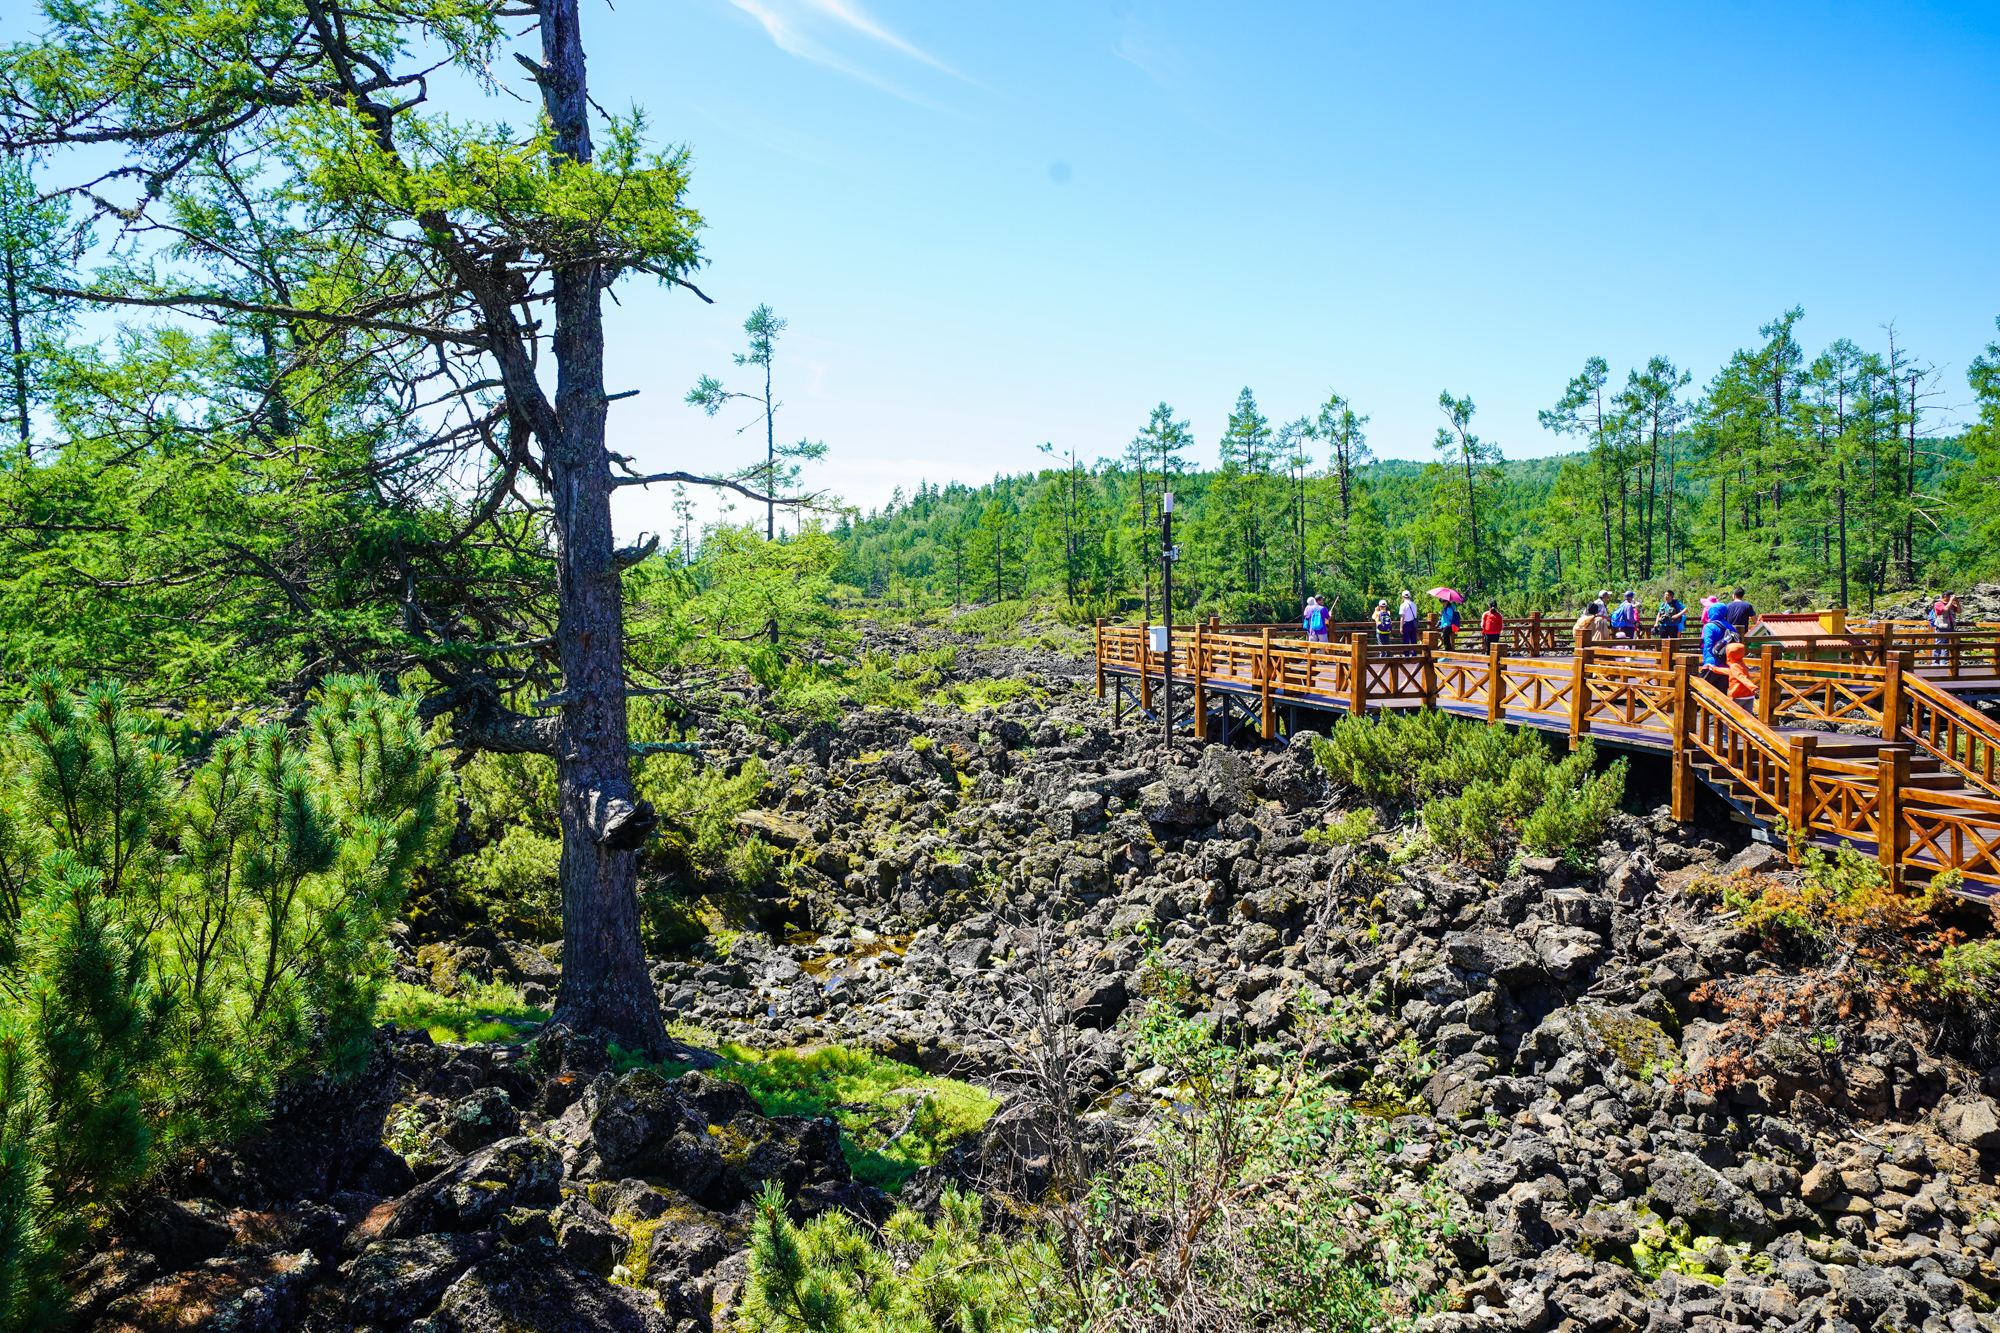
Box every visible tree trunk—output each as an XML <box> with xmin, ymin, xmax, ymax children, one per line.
<box><xmin>543</xmin><ymin>0</ymin><xmax>669</xmax><ymax>1059</ymax></box>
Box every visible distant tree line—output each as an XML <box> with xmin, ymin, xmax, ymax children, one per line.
<box><xmin>831</xmin><ymin>311</ymin><xmax>1997</xmax><ymax>620</ymax></box>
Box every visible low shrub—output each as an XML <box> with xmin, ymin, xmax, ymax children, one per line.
<box><xmin>743</xmin><ymin>1181</ymin><xmax>1039</xmax><ymax>1332</ymax></box>
<box><xmin>0</xmin><ymin>675</ymin><xmax>443</xmax><ymax>1320</ymax></box>
<box><xmin>1310</xmin><ymin>710</ymin><xmax>1623</xmax><ymax>865</ymax></box>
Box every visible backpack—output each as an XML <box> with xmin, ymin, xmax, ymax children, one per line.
<box><xmin>1611</xmin><ymin>602</ymin><xmax>1633</xmax><ymax>628</ymax></box>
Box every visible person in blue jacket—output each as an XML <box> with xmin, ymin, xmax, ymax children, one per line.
<box><xmin>1302</xmin><ymin>596</ymin><xmax>1329</xmax><ymax>643</ymax></box>
<box><xmin>1698</xmin><ymin>601</ymin><xmax>1732</xmax><ymax>690</ymax></box>
<box><xmin>1436</xmin><ymin>597</ymin><xmax>1461</xmax><ymax>650</ymax></box>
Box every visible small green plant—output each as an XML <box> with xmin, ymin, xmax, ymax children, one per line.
<box><xmin>378</xmin><ymin>979</ymin><xmax>548</xmax><ymax>1044</ymax></box>
<box><xmin>1305</xmin><ymin>807</ymin><xmax>1377</xmax><ymax>847</ymax></box>
<box><xmin>742</xmin><ymin>1180</ymin><xmax>1039</xmax><ymax>1332</ymax></box>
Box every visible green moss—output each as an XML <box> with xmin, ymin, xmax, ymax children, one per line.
<box><xmin>378</xmin><ymin>980</ymin><xmax>546</xmax><ymax>1044</ymax></box>
<box><xmin>619</xmin><ymin>1215</ymin><xmax>663</xmax><ymax>1286</ymax></box>
<box><xmin>714</xmin><ymin>1045</ymin><xmax>999</xmax><ymax>1192</ymax></box>
<box><xmin>1582</xmin><ymin>1008</ymin><xmax>1681</xmax><ymax>1081</ymax></box>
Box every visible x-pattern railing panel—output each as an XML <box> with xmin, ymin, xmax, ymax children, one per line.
<box><xmin>1769</xmin><ymin>662</ymin><xmax>1887</xmax><ymax>728</ymax></box>
<box><xmin>1498</xmin><ymin>666</ymin><xmax>1572</xmax><ymax>717</ymax></box>
<box><xmin>1583</xmin><ymin>662</ymin><xmax>1677</xmax><ymax>733</ymax></box>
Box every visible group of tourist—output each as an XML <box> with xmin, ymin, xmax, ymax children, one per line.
<box><xmin>1302</xmin><ymin>591</ymin><xmax>1505</xmax><ymax>650</ymax></box>
<box><xmin>1293</xmin><ymin>584</ymin><xmax>1979</xmax><ymax>712</ymax></box>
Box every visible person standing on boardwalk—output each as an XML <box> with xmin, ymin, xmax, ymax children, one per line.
<box><xmin>1373</xmin><ymin>599</ymin><xmax>1394</xmax><ymax>645</ymax></box>
<box><xmin>1436</xmin><ymin>596</ymin><xmax>1461</xmax><ymax>651</ymax></box>
<box><xmin>1722</xmin><ymin>587</ymin><xmax>1758</xmax><ymax>639</ymax></box>
<box><xmin>1573</xmin><ymin>601</ymin><xmax>1610</xmax><ymax>645</ymax></box>
<box><xmin>1609</xmin><ymin>592</ymin><xmax>1638</xmax><ymax>639</ymax></box>
<box><xmin>1480</xmin><ymin>600</ymin><xmax>1503</xmax><ymax>652</ymax></box>
<box><xmin>1655</xmin><ymin>590</ymin><xmax>1686</xmax><ymax>638</ymax></box>
<box><xmin>1698</xmin><ymin>602</ymin><xmax>1732</xmax><ymax>691</ymax></box>
<box><xmin>1303</xmin><ymin>596</ymin><xmax>1330</xmax><ymax>643</ymax></box>
<box><xmin>1399</xmin><ymin>590</ymin><xmax>1420</xmax><ymax>645</ymax></box>
<box><xmin>1723</xmin><ymin>640</ymin><xmax>1759</xmax><ymax>706</ymax></box>
<box><xmin>1930</xmin><ymin>590</ymin><xmax>1960</xmax><ymax>666</ymax></box>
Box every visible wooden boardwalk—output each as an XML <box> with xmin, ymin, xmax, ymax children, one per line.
<box><xmin>1094</xmin><ymin>618</ymin><xmax>2000</xmax><ymax>904</ymax></box>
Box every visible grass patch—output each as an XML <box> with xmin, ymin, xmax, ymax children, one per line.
<box><xmin>718</xmin><ymin>1046</ymin><xmax>998</xmax><ymax>1192</ymax></box>
<box><xmin>379</xmin><ymin>979</ymin><xmax>547</xmax><ymax>1044</ymax></box>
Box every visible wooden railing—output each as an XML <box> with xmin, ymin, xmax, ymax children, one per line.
<box><xmin>1902</xmin><ymin>672</ymin><xmax>2000</xmax><ymax>797</ymax></box>
<box><xmin>1094</xmin><ymin>620</ymin><xmax>2000</xmax><ymax>895</ymax></box>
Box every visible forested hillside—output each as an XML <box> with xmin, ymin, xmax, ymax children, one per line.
<box><xmin>830</xmin><ymin>317</ymin><xmax>2000</xmax><ymax>622</ymax></box>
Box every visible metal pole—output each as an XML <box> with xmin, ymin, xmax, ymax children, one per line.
<box><xmin>1162</xmin><ymin>491</ymin><xmax>1175</xmax><ymax>759</ymax></box>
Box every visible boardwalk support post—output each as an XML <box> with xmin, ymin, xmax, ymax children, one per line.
<box><xmin>1878</xmin><ymin>747</ymin><xmax>1909</xmax><ymax>887</ymax></box>
<box><xmin>1139</xmin><ymin>623</ymin><xmax>1153</xmax><ymax>713</ymax></box>
<box><xmin>1349</xmin><ymin>633</ymin><xmax>1368</xmax><ymax>715</ymax></box>
<box><xmin>1671</xmin><ymin>661</ymin><xmax>1694</xmax><ymax>821</ymax></box>
<box><xmin>1193</xmin><ymin>620</ymin><xmax>1207</xmax><ymax>740</ymax></box>
<box><xmin>1757</xmin><ymin>645</ymin><xmax>1778</xmax><ymax>727</ymax></box>
<box><xmin>1882</xmin><ymin>650</ymin><xmax>1906</xmax><ymax>740</ymax></box>
<box><xmin>1488</xmin><ymin>642</ymin><xmax>1504</xmax><ymax>726</ymax></box>
<box><xmin>1095</xmin><ymin>619</ymin><xmax>1106</xmax><ymax>699</ymax></box>
<box><xmin>1786</xmin><ymin>733</ymin><xmax>1817</xmax><ymax>861</ymax></box>
<box><xmin>1260</xmin><ymin>627</ymin><xmax>1276</xmax><ymax>739</ymax></box>
<box><xmin>1529</xmin><ymin>611</ymin><xmax>1542</xmax><ymax>658</ymax></box>
<box><xmin>1569</xmin><ymin>643</ymin><xmax>1591</xmax><ymax>741</ymax></box>
<box><xmin>1422</xmin><ymin>632</ymin><xmax>1438</xmax><ymax>708</ymax></box>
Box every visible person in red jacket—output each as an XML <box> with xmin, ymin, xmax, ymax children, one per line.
<box><xmin>1480</xmin><ymin>600</ymin><xmax>1503</xmax><ymax>651</ymax></box>
<box><xmin>1724</xmin><ymin>640</ymin><xmax>1758</xmax><ymax>706</ymax></box>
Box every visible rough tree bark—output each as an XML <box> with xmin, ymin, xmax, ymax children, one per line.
<box><xmin>536</xmin><ymin>0</ymin><xmax>668</xmax><ymax>1056</ymax></box>
<box><xmin>538</xmin><ymin>0</ymin><xmax>668</xmax><ymax>1058</ymax></box>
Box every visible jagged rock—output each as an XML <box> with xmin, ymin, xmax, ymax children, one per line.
<box><xmin>563</xmin><ymin>1071</ymin><xmax>723</xmax><ymax>1191</ymax></box>
<box><xmin>1066</xmin><ymin>974</ymin><xmax>1128</xmax><ymax>1030</ymax></box>
<box><xmin>412</xmin><ymin>1248</ymin><xmax>672</xmax><ymax>1333</ymax></box>
<box><xmin>342</xmin><ymin>1234</ymin><xmax>497</xmax><ymax>1324</ymax></box>
<box><xmin>178</xmin><ymin>1032</ymin><xmax>403</xmax><ymax>1206</ymax></box>
<box><xmin>1444</xmin><ymin>929</ymin><xmax>1542</xmax><ymax>986</ymax></box>
<box><xmin>441</xmin><ymin>1087</ymin><xmax>520</xmax><ymax>1152</ymax></box>
<box><xmin>1603</xmin><ymin>854</ymin><xmax>1656</xmax><ymax>907</ymax></box>
<box><xmin>1646</xmin><ymin>1150</ymin><xmax>1774</xmax><ymax>1240</ymax></box>
<box><xmin>736</xmin><ymin>808</ymin><xmax>817</xmax><ymax>847</ymax></box>
<box><xmin>121</xmin><ymin>1198</ymin><xmax>234</xmax><ymax>1270</ymax></box>
<box><xmin>1194</xmin><ymin>746</ymin><xmax>1257</xmax><ymax>817</ymax></box>
<box><xmin>552</xmin><ymin>1196</ymin><xmax>623</xmax><ymax>1277</ymax></box>
<box><xmin>498</xmin><ymin>938</ymin><xmax>562</xmax><ymax>987</ymax></box>
<box><xmin>1137</xmin><ymin>771</ymin><xmax>1208</xmax><ymax>826</ymax></box>
<box><xmin>1721</xmin><ymin>842</ymin><xmax>1785</xmax><ymax>876</ymax></box>
<box><xmin>1937</xmin><ymin>1095</ymin><xmax>2000</xmax><ymax>1152</ymax></box>
<box><xmin>376</xmin><ymin>1137</ymin><xmax>564</xmax><ymax>1240</ymax></box>
<box><xmin>96</xmin><ymin>1250</ymin><xmax>318</xmax><ymax>1333</ymax></box>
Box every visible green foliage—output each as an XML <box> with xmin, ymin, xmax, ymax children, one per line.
<box><xmin>377</xmin><ymin>979</ymin><xmax>547</xmax><ymax>1045</ymax></box>
<box><xmin>744</xmin><ymin>1180</ymin><xmax>1036</xmax><ymax>1333</ymax></box>
<box><xmin>1427</xmin><ymin>742</ymin><xmax>1625</xmax><ymax>865</ymax></box>
<box><xmin>1919</xmin><ymin>940</ymin><xmax>2000</xmax><ymax>1000</ymax></box>
<box><xmin>1305</xmin><ymin>807</ymin><xmax>1377</xmax><ymax>847</ymax></box>
<box><xmin>1033</xmin><ymin>990</ymin><xmax>1470</xmax><ymax>1331</ymax></box>
<box><xmin>713</xmin><ymin>1046</ymin><xmax>997</xmax><ymax>1193</ymax></box>
<box><xmin>0</xmin><ymin>675</ymin><xmax>441</xmax><ymax>1323</ymax></box>
<box><xmin>1307</xmin><ymin>710</ymin><xmax>1622</xmax><ymax>865</ymax></box>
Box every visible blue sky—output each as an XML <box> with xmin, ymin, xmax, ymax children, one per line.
<box><xmin>583</xmin><ymin>0</ymin><xmax>1999</xmax><ymax>534</ymax></box>
<box><xmin>15</xmin><ymin>0</ymin><xmax>2000</xmax><ymax>536</ymax></box>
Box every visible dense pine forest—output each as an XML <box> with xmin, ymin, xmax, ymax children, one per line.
<box><xmin>827</xmin><ymin>313</ymin><xmax>2000</xmax><ymax>622</ymax></box>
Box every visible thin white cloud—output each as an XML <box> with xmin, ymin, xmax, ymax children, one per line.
<box><xmin>727</xmin><ymin>0</ymin><xmax>967</xmax><ymax>92</ymax></box>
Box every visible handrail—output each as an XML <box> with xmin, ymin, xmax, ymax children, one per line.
<box><xmin>1683</xmin><ymin>675</ymin><xmax>1792</xmax><ymax>818</ymax></box>
<box><xmin>1900</xmin><ymin>671</ymin><xmax>2000</xmax><ymax>797</ymax></box>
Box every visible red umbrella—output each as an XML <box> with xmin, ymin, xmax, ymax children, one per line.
<box><xmin>1428</xmin><ymin>587</ymin><xmax>1465</xmax><ymax>604</ymax></box>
